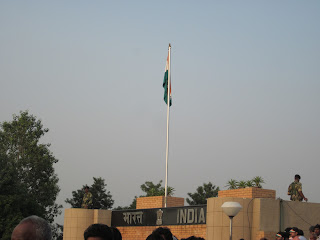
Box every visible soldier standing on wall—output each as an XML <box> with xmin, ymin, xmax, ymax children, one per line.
<box><xmin>82</xmin><ymin>186</ymin><xmax>93</xmax><ymax>209</ymax></box>
<box><xmin>287</xmin><ymin>174</ymin><xmax>308</xmax><ymax>202</ymax></box>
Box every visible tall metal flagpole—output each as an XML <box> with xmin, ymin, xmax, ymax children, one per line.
<box><xmin>165</xmin><ymin>43</ymin><xmax>171</xmax><ymax>208</ymax></box>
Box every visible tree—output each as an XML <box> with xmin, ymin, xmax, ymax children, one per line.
<box><xmin>128</xmin><ymin>197</ymin><xmax>137</xmax><ymax>209</ymax></box>
<box><xmin>225</xmin><ymin>177</ymin><xmax>265</xmax><ymax>190</ymax></box>
<box><xmin>0</xmin><ymin>111</ymin><xmax>61</xmax><ymax>239</ymax></box>
<box><xmin>225</xmin><ymin>179</ymin><xmax>238</xmax><ymax>190</ymax></box>
<box><xmin>51</xmin><ymin>224</ymin><xmax>63</xmax><ymax>240</ymax></box>
<box><xmin>115</xmin><ymin>180</ymin><xmax>174</xmax><ymax>210</ymax></box>
<box><xmin>0</xmin><ymin>154</ymin><xmax>42</xmax><ymax>239</ymax></box>
<box><xmin>245</xmin><ymin>180</ymin><xmax>254</xmax><ymax>187</ymax></box>
<box><xmin>65</xmin><ymin>177</ymin><xmax>114</xmax><ymax>209</ymax></box>
<box><xmin>114</xmin><ymin>180</ymin><xmax>174</xmax><ymax>210</ymax></box>
<box><xmin>64</xmin><ymin>188</ymin><xmax>83</xmax><ymax>208</ymax></box>
<box><xmin>252</xmin><ymin>176</ymin><xmax>265</xmax><ymax>188</ymax></box>
<box><xmin>237</xmin><ymin>180</ymin><xmax>247</xmax><ymax>188</ymax></box>
<box><xmin>186</xmin><ymin>182</ymin><xmax>219</xmax><ymax>205</ymax></box>
<box><xmin>140</xmin><ymin>180</ymin><xmax>174</xmax><ymax>197</ymax></box>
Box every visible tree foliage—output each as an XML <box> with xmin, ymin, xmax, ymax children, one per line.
<box><xmin>0</xmin><ymin>154</ymin><xmax>41</xmax><ymax>239</ymax></box>
<box><xmin>65</xmin><ymin>177</ymin><xmax>114</xmax><ymax>209</ymax></box>
<box><xmin>225</xmin><ymin>179</ymin><xmax>238</xmax><ymax>190</ymax></box>
<box><xmin>245</xmin><ymin>180</ymin><xmax>254</xmax><ymax>187</ymax></box>
<box><xmin>237</xmin><ymin>180</ymin><xmax>247</xmax><ymax>188</ymax></box>
<box><xmin>186</xmin><ymin>182</ymin><xmax>219</xmax><ymax>205</ymax></box>
<box><xmin>252</xmin><ymin>176</ymin><xmax>265</xmax><ymax>188</ymax></box>
<box><xmin>140</xmin><ymin>180</ymin><xmax>174</xmax><ymax>197</ymax></box>
<box><xmin>0</xmin><ymin>111</ymin><xmax>61</xmax><ymax>239</ymax></box>
<box><xmin>115</xmin><ymin>180</ymin><xmax>174</xmax><ymax>210</ymax></box>
<box><xmin>225</xmin><ymin>176</ymin><xmax>265</xmax><ymax>189</ymax></box>
<box><xmin>51</xmin><ymin>224</ymin><xmax>63</xmax><ymax>240</ymax></box>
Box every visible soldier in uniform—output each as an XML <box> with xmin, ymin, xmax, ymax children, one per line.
<box><xmin>287</xmin><ymin>174</ymin><xmax>308</xmax><ymax>202</ymax></box>
<box><xmin>82</xmin><ymin>186</ymin><xmax>93</xmax><ymax>209</ymax></box>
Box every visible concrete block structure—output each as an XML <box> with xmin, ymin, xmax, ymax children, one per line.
<box><xmin>63</xmin><ymin>188</ymin><xmax>320</xmax><ymax>240</ymax></box>
<box><xmin>206</xmin><ymin>196</ymin><xmax>280</xmax><ymax>240</ymax></box>
<box><xmin>63</xmin><ymin>208</ymin><xmax>111</xmax><ymax>240</ymax></box>
<box><xmin>136</xmin><ymin>196</ymin><xmax>184</xmax><ymax>209</ymax></box>
<box><xmin>218</xmin><ymin>187</ymin><xmax>276</xmax><ymax>199</ymax></box>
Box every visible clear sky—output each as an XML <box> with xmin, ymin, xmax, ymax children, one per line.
<box><xmin>1</xmin><ymin>1</ymin><xmax>319</xmax><ymax>224</ymax></box>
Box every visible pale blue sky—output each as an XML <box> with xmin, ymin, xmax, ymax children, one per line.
<box><xmin>1</xmin><ymin>1</ymin><xmax>319</xmax><ymax>224</ymax></box>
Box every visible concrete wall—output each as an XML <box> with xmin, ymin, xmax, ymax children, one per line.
<box><xmin>212</xmin><ymin>188</ymin><xmax>279</xmax><ymax>240</ymax></box>
<box><xmin>206</xmin><ymin>196</ymin><xmax>320</xmax><ymax>240</ymax></box>
<box><xmin>63</xmin><ymin>209</ymin><xmax>111</xmax><ymax>240</ymax></box>
<box><xmin>206</xmin><ymin>197</ymin><xmax>282</xmax><ymax>240</ymax></box>
<box><xmin>252</xmin><ymin>198</ymin><xmax>280</xmax><ymax>240</ymax></box>
<box><xmin>281</xmin><ymin>200</ymin><xmax>320</xmax><ymax>238</ymax></box>
<box><xmin>206</xmin><ymin>197</ymin><xmax>255</xmax><ymax>240</ymax></box>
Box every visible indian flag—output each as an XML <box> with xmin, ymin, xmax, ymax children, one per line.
<box><xmin>163</xmin><ymin>52</ymin><xmax>172</xmax><ymax>106</ymax></box>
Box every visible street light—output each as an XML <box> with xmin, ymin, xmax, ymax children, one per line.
<box><xmin>221</xmin><ymin>202</ymin><xmax>243</xmax><ymax>240</ymax></box>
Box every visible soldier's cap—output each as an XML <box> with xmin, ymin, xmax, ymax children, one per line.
<box><xmin>315</xmin><ymin>224</ymin><xmax>320</xmax><ymax>229</ymax></box>
<box><xmin>290</xmin><ymin>227</ymin><xmax>299</xmax><ymax>233</ymax></box>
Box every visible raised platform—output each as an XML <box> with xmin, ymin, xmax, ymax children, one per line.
<box><xmin>218</xmin><ymin>187</ymin><xmax>276</xmax><ymax>199</ymax></box>
<box><xmin>136</xmin><ymin>196</ymin><xmax>184</xmax><ymax>209</ymax></box>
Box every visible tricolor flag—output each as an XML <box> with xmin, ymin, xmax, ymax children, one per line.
<box><xmin>163</xmin><ymin>53</ymin><xmax>172</xmax><ymax>106</ymax></box>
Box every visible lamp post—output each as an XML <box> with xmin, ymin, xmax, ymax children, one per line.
<box><xmin>221</xmin><ymin>202</ymin><xmax>243</xmax><ymax>240</ymax></box>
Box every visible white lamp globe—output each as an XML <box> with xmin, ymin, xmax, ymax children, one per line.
<box><xmin>221</xmin><ymin>202</ymin><xmax>242</xmax><ymax>217</ymax></box>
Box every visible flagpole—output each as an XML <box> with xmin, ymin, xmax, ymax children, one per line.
<box><xmin>165</xmin><ymin>43</ymin><xmax>171</xmax><ymax>208</ymax></box>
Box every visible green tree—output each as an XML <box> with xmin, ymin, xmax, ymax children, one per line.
<box><xmin>252</xmin><ymin>176</ymin><xmax>265</xmax><ymax>188</ymax></box>
<box><xmin>237</xmin><ymin>180</ymin><xmax>247</xmax><ymax>188</ymax></box>
<box><xmin>114</xmin><ymin>180</ymin><xmax>174</xmax><ymax>210</ymax></box>
<box><xmin>225</xmin><ymin>179</ymin><xmax>238</xmax><ymax>190</ymax></box>
<box><xmin>115</xmin><ymin>180</ymin><xmax>174</xmax><ymax>209</ymax></box>
<box><xmin>225</xmin><ymin>177</ymin><xmax>266</xmax><ymax>190</ymax></box>
<box><xmin>51</xmin><ymin>224</ymin><xmax>63</xmax><ymax>240</ymax></box>
<box><xmin>140</xmin><ymin>180</ymin><xmax>174</xmax><ymax>197</ymax></box>
<box><xmin>65</xmin><ymin>177</ymin><xmax>114</xmax><ymax>209</ymax></box>
<box><xmin>245</xmin><ymin>180</ymin><xmax>254</xmax><ymax>187</ymax></box>
<box><xmin>0</xmin><ymin>154</ymin><xmax>42</xmax><ymax>239</ymax></box>
<box><xmin>64</xmin><ymin>188</ymin><xmax>83</xmax><ymax>208</ymax></box>
<box><xmin>0</xmin><ymin>111</ymin><xmax>61</xmax><ymax>239</ymax></box>
<box><xmin>129</xmin><ymin>197</ymin><xmax>137</xmax><ymax>209</ymax></box>
<box><xmin>186</xmin><ymin>182</ymin><xmax>219</xmax><ymax>205</ymax></box>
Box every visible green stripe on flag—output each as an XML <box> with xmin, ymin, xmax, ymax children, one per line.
<box><xmin>163</xmin><ymin>70</ymin><xmax>172</xmax><ymax>106</ymax></box>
